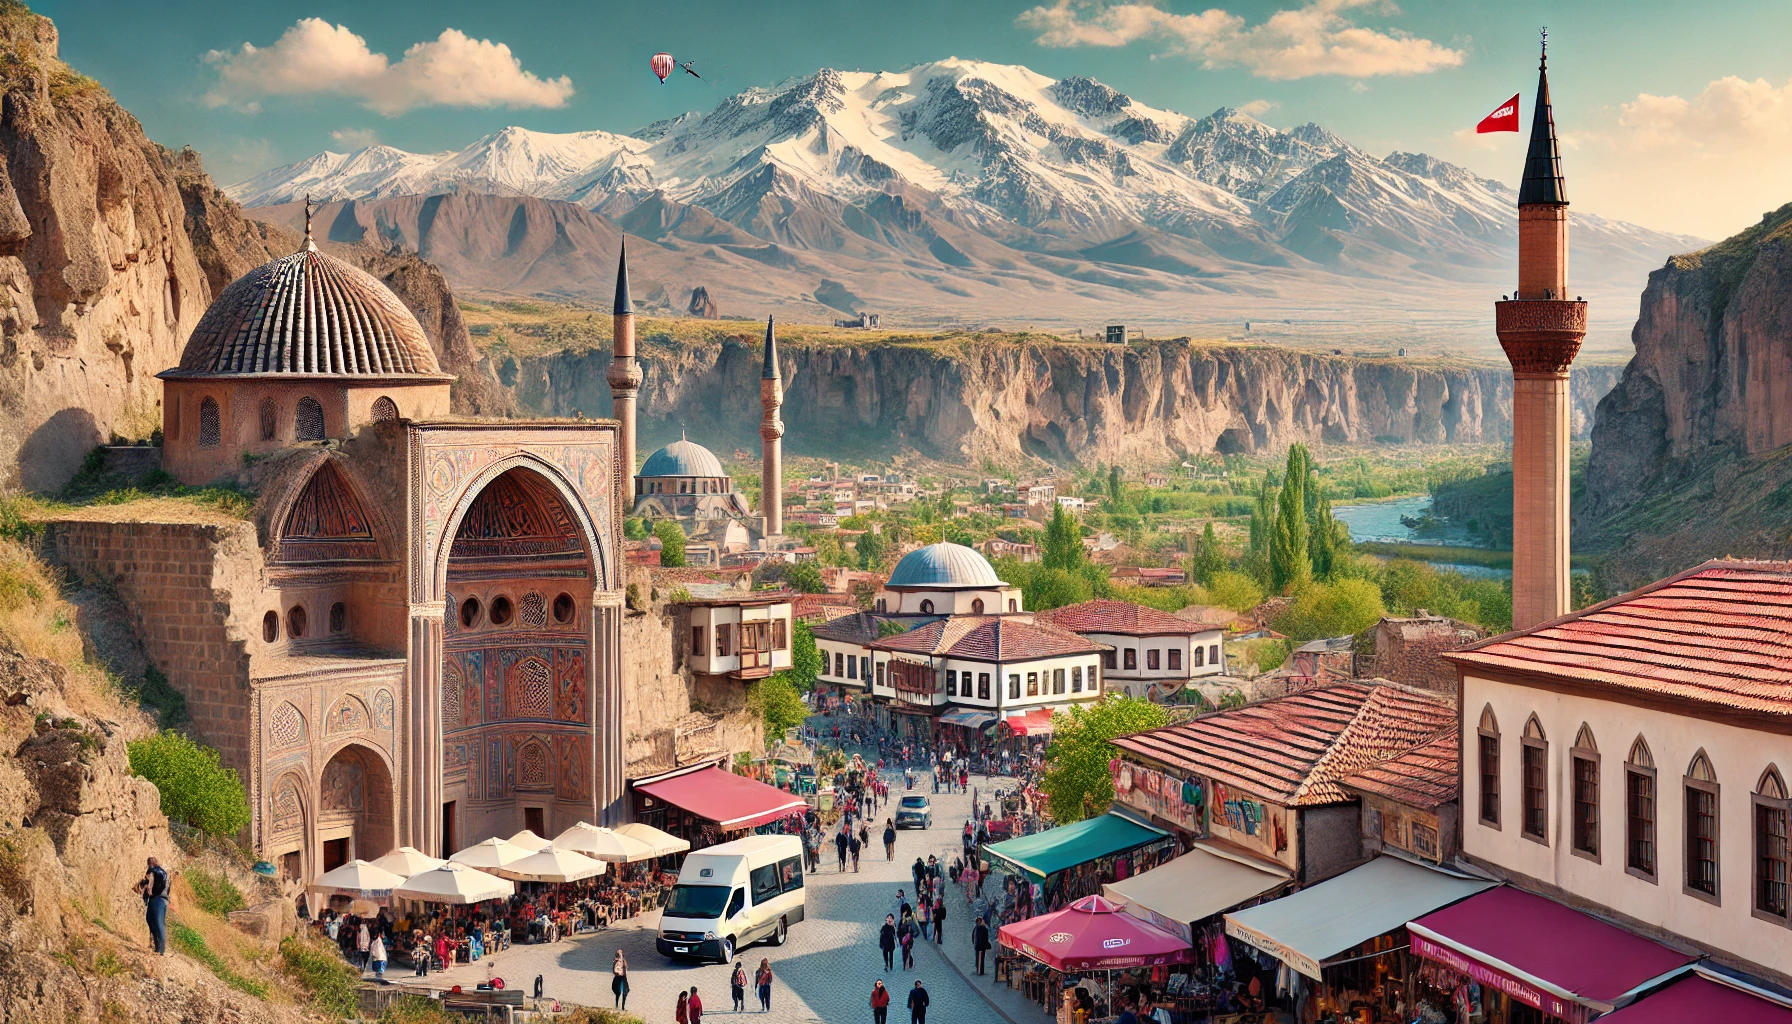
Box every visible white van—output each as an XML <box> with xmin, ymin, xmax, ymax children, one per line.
<box><xmin>656</xmin><ymin>834</ymin><xmax>805</xmax><ymax>963</ymax></box>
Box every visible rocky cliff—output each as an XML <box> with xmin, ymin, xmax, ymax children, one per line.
<box><xmin>504</xmin><ymin>333</ymin><xmax>1621</xmax><ymax>467</ymax></box>
<box><xmin>0</xmin><ymin>6</ymin><xmax>507</xmax><ymax>493</ymax></box>
<box><xmin>1581</xmin><ymin>202</ymin><xmax>1792</xmax><ymax>589</ymax></box>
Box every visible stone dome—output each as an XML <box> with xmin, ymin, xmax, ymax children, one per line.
<box><xmin>640</xmin><ymin>437</ymin><xmax>727</xmax><ymax>479</ymax></box>
<box><xmin>887</xmin><ymin>543</ymin><xmax>1004</xmax><ymax>589</ymax></box>
<box><xmin>164</xmin><ymin>245</ymin><xmax>447</xmax><ymax>379</ymax></box>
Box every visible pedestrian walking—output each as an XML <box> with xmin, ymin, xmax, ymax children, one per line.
<box><xmin>932</xmin><ymin>894</ymin><xmax>946</xmax><ymax>943</ymax></box>
<box><xmin>356</xmin><ymin>921</ymin><xmax>371</xmax><ymax>967</ymax></box>
<box><xmin>134</xmin><ymin>857</ymin><xmax>170</xmax><ymax>956</ymax></box>
<box><xmin>369</xmin><ymin>933</ymin><xmax>387</xmax><ymax>978</ymax></box>
<box><xmin>898</xmin><ymin>910</ymin><xmax>918</xmax><ymax>969</ymax></box>
<box><xmin>836</xmin><ymin>829</ymin><xmax>850</xmax><ymax>871</ymax></box>
<box><xmin>884</xmin><ymin>820</ymin><xmax>897</xmax><ymax>861</ymax></box>
<box><xmin>612</xmin><ymin>950</ymin><xmax>630</xmax><ymax>1009</ymax></box>
<box><xmin>907</xmin><ymin>980</ymin><xmax>930</xmax><ymax>1024</ymax></box>
<box><xmin>973</xmin><ymin>917</ymin><xmax>992</xmax><ymax>975</ymax></box>
<box><xmin>690</xmin><ymin>986</ymin><xmax>704</xmax><ymax>1024</ymax></box>
<box><xmin>911</xmin><ymin>856</ymin><xmax>925</xmax><ymax>893</ymax></box>
<box><xmin>677</xmin><ymin>990</ymin><xmax>690</xmax><ymax>1024</ymax></box>
<box><xmin>963</xmin><ymin>861</ymin><xmax>980</xmax><ymax>904</ymax></box>
<box><xmin>879</xmin><ymin>914</ymin><xmax>897</xmax><ymax>971</ymax></box>
<box><xmin>858</xmin><ymin>821</ymin><xmax>870</xmax><ymax>856</ymax></box>
<box><xmin>871</xmin><ymin>980</ymin><xmax>891</xmax><ymax>1024</ymax></box>
<box><xmin>756</xmin><ymin>958</ymin><xmax>773</xmax><ymax>1011</ymax></box>
<box><xmin>731</xmin><ymin>962</ymin><xmax>747</xmax><ymax>1012</ymax></box>
<box><xmin>849</xmin><ymin>831</ymin><xmax>862</xmax><ymax>871</ymax></box>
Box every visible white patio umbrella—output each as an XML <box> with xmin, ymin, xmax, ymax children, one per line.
<box><xmin>507</xmin><ymin>829</ymin><xmax>555</xmax><ymax>852</ymax></box>
<box><xmin>309</xmin><ymin>859</ymin><xmax>406</xmax><ymax>901</ymax></box>
<box><xmin>393</xmin><ymin>862</ymin><xmax>515</xmax><ymax>905</ymax></box>
<box><xmin>370</xmin><ymin>846</ymin><xmax>446</xmax><ymax>877</ymax></box>
<box><xmin>615</xmin><ymin>821</ymin><xmax>691</xmax><ymax>857</ymax></box>
<box><xmin>448</xmin><ymin>837</ymin><xmax>533</xmax><ymax>872</ymax></box>
<box><xmin>494</xmin><ymin>846</ymin><xmax>608</xmax><ymax>884</ymax></box>
<box><xmin>552</xmin><ymin>822</ymin><xmax>656</xmax><ymax>863</ymax></box>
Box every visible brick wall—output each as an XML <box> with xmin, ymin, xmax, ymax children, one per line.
<box><xmin>47</xmin><ymin>518</ymin><xmax>261</xmax><ymax>776</ymax></box>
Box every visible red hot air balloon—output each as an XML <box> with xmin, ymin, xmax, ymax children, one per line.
<box><xmin>651</xmin><ymin>52</ymin><xmax>674</xmax><ymax>84</ymax></box>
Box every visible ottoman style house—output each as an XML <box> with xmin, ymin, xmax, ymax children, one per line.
<box><xmin>145</xmin><ymin>219</ymin><xmax>631</xmax><ymax>878</ymax></box>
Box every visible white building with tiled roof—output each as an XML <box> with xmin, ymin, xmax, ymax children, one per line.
<box><xmin>1036</xmin><ymin>598</ymin><xmax>1226</xmax><ymax>701</ymax></box>
<box><xmin>868</xmin><ymin>617</ymin><xmax>1107</xmax><ymax>734</ymax></box>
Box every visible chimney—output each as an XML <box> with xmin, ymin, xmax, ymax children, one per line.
<box><xmin>760</xmin><ymin>315</ymin><xmax>784</xmax><ymax>537</ymax></box>
<box><xmin>607</xmin><ymin>240</ymin><xmax>643</xmax><ymax>505</ymax></box>
<box><xmin>1496</xmin><ymin>34</ymin><xmax>1586</xmax><ymax>630</ymax></box>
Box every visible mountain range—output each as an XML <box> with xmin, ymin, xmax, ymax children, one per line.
<box><xmin>230</xmin><ymin>59</ymin><xmax>1703</xmax><ymax>352</ymax></box>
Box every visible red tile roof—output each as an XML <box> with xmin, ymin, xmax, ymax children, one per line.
<box><xmin>1339</xmin><ymin>732</ymin><xmax>1459</xmax><ymax>809</ymax></box>
<box><xmin>1112</xmin><ymin>682</ymin><xmax>1454</xmax><ymax>806</ymax></box>
<box><xmin>1444</xmin><ymin>560</ymin><xmax>1792</xmax><ymax>718</ymax></box>
<box><xmin>1036</xmin><ymin>599</ymin><xmax>1210</xmax><ymax>637</ymax></box>
<box><xmin>871</xmin><ymin>617</ymin><xmax>1105</xmax><ymax>663</ymax></box>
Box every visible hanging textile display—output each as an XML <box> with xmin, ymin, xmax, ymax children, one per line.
<box><xmin>1110</xmin><ymin>758</ymin><xmax>1203</xmax><ymax>831</ymax></box>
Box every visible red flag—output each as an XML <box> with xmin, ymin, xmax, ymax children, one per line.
<box><xmin>1477</xmin><ymin>93</ymin><xmax>1520</xmax><ymax>133</ymax></box>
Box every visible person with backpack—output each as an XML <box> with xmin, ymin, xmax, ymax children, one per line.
<box><xmin>731</xmin><ymin>961</ymin><xmax>748</xmax><ymax>1012</ymax></box>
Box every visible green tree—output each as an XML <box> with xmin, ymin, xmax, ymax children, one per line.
<box><xmin>624</xmin><ymin>517</ymin><xmax>649</xmax><ymax>541</ymax></box>
<box><xmin>1042</xmin><ymin>503</ymin><xmax>1085</xmax><ymax>571</ymax></box>
<box><xmin>1269</xmin><ymin>445</ymin><xmax>1310</xmax><ymax>593</ymax></box>
<box><xmin>1039</xmin><ymin>696</ymin><xmax>1170</xmax><ymax>823</ymax></box>
<box><xmin>1107</xmin><ymin>465</ymin><xmax>1124</xmax><ymax>504</ymax></box>
<box><xmin>748</xmin><ymin>675</ymin><xmax>810</xmax><ymax>738</ymax></box>
<box><xmin>1273</xmin><ymin>578</ymin><xmax>1387</xmax><ymax>641</ymax></box>
<box><xmin>1191</xmin><ymin>522</ymin><xmax>1226</xmax><ymax>585</ymax></box>
<box><xmin>855</xmin><ymin>529</ymin><xmax>887</xmax><ymax>569</ymax></box>
<box><xmin>653</xmin><ymin>520</ymin><xmax>687</xmax><ymax>567</ymax></box>
<box><xmin>1206</xmin><ymin>571</ymin><xmax>1265</xmax><ymax>614</ymax></box>
<box><xmin>780</xmin><ymin>562</ymin><xmax>827</xmax><ymax>594</ymax></box>
<box><xmin>781</xmin><ymin>621</ymin><xmax>823</xmax><ymax>693</ymax></box>
<box><xmin>127</xmin><ymin>731</ymin><xmax>252</xmax><ymax>838</ymax></box>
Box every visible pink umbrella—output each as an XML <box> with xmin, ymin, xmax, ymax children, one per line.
<box><xmin>998</xmin><ymin>895</ymin><xmax>1194</xmax><ymax>972</ymax></box>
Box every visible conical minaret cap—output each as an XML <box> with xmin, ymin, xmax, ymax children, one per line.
<box><xmin>1518</xmin><ymin>41</ymin><xmax>1567</xmax><ymax>205</ymax></box>
<box><xmin>612</xmin><ymin>239</ymin><xmax>634</xmax><ymax>316</ymax></box>
<box><xmin>762</xmin><ymin>315</ymin><xmax>779</xmax><ymax>379</ymax></box>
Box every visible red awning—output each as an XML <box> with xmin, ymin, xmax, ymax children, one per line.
<box><xmin>1599</xmin><ymin>976</ymin><xmax>1792</xmax><ymax>1023</ymax></box>
<box><xmin>1408</xmin><ymin>887</ymin><xmax>1696</xmax><ymax>1023</ymax></box>
<box><xmin>1002</xmin><ymin>709</ymin><xmax>1056</xmax><ymax>737</ymax></box>
<box><xmin>636</xmin><ymin>767</ymin><xmax>808</xmax><ymax>830</ymax></box>
<box><xmin>999</xmin><ymin>895</ymin><xmax>1193</xmax><ymax>972</ymax></box>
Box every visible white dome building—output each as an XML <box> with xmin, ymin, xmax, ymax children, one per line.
<box><xmin>874</xmin><ymin>543</ymin><xmax>1023</xmax><ymax>616</ymax></box>
<box><xmin>631</xmin><ymin>434</ymin><xmax>752</xmax><ymax>523</ymax></box>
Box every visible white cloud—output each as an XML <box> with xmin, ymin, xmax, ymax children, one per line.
<box><xmin>1018</xmin><ymin>0</ymin><xmax>1462</xmax><ymax>79</ymax></box>
<box><xmin>330</xmin><ymin>127</ymin><xmax>380</xmax><ymax>149</ymax></box>
<box><xmin>1239</xmin><ymin>98</ymin><xmax>1278</xmax><ymax>116</ymax></box>
<box><xmin>204</xmin><ymin>19</ymin><xmax>574</xmax><ymax>116</ymax></box>
<box><xmin>1575</xmin><ymin>75</ymin><xmax>1792</xmax><ymax>238</ymax></box>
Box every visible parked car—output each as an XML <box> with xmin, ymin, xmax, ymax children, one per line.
<box><xmin>895</xmin><ymin>794</ymin><xmax>933</xmax><ymax>829</ymax></box>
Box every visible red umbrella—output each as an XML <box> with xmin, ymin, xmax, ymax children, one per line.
<box><xmin>998</xmin><ymin>895</ymin><xmax>1193</xmax><ymax>972</ymax></box>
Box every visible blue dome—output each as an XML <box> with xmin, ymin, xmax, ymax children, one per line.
<box><xmin>887</xmin><ymin>543</ymin><xmax>1004</xmax><ymax>589</ymax></box>
<box><xmin>640</xmin><ymin>437</ymin><xmax>727</xmax><ymax>479</ymax></box>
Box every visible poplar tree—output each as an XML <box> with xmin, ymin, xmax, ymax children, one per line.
<box><xmin>1269</xmin><ymin>446</ymin><xmax>1310</xmax><ymax>593</ymax></box>
<box><xmin>1191</xmin><ymin>522</ymin><xmax>1226</xmax><ymax>585</ymax></box>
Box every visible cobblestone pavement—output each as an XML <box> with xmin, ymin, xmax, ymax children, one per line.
<box><xmin>414</xmin><ymin>763</ymin><xmax>1049</xmax><ymax>1024</ymax></box>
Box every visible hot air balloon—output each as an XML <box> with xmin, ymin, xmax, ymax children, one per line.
<box><xmin>651</xmin><ymin>52</ymin><xmax>674</xmax><ymax>84</ymax></box>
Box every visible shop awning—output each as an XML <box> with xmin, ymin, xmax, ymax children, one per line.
<box><xmin>983</xmin><ymin>812</ymin><xmax>1168</xmax><ymax>882</ymax></box>
<box><xmin>1225</xmin><ymin>855</ymin><xmax>1493</xmax><ymax>981</ymax></box>
<box><xmin>1001</xmin><ymin>709</ymin><xmax>1056</xmax><ymax>736</ymax></box>
<box><xmin>636</xmin><ymin>766</ymin><xmax>808</xmax><ymax>830</ymax></box>
<box><xmin>940</xmin><ymin>708</ymin><xmax>998</xmax><ymax>729</ymax></box>
<box><xmin>1408</xmin><ymin>887</ymin><xmax>1698</xmax><ymax>1023</ymax></box>
<box><xmin>1598</xmin><ymin>975</ymin><xmax>1792</xmax><ymax>1023</ymax></box>
<box><xmin>1103</xmin><ymin>844</ymin><xmax>1289</xmax><ymax>944</ymax></box>
<box><xmin>1000</xmin><ymin>895</ymin><xmax>1195</xmax><ymax>972</ymax></box>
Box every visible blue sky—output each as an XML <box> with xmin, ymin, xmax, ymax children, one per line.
<box><xmin>34</xmin><ymin>0</ymin><xmax>1792</xmax><ymax>238</ymax></box>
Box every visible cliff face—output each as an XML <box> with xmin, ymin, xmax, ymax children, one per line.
<box><xmin>1581</xmin><ymin>203</ymin><xmax>1792</xmax><ymax>588</ymax></box>
<box><xmin>505</xmin><ymin>335</ymin><xmax>1620</xmax><ymax>467</ymax></box>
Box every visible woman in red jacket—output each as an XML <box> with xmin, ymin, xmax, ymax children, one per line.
<box><xmin>870</xmin><ymin>980</ymin><xmax>891</xmax><ymax>1024</ymax></box>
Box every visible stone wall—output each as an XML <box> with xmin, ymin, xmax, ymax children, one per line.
<box><xmin>45</xmin><ymin>516</ymin><xmax>262</xmax><ymax>773</ymax></box>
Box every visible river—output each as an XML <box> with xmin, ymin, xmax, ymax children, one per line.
<box><xmin>1332</xmin><ymin>495</ymin><xmax>1512</xmax><ymax>579</ymax></box>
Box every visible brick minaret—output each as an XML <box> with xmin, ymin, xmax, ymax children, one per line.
<box><xmin>607</xmin><ymin>241</ymin><xmax>642</xmax><ymax>503</ymax></box>
<box><xmin>1497</xmin><ymin>39</ymin><xmax>1586</xmax><ymax>630</ymax></box>
<box><xmin>760</xmin><ymin>315</ymin><xmax>784</xmax><ymax>538</ymax></box>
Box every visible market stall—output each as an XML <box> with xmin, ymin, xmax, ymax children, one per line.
<box><xmin>632</xmin><ymin>764</ymin><xmax>809</xmax><ymax>849</ymax></box>
<box><xmin>998</xmin><ymin>894</ymin><xmax>1194</xmax><ymax>1019</ymax></box>
<box><xmin>370</xmin><ymin>846</ymin><xmax>444</xmax><ymax>877</ymax></box>
<box><xmin>492</xmin><ymin>847</ymin><xmax>606</xmax><ymax>884</ymax></box>
<box><xmin>1596</xmin><ymin>973</ymin><xmax>1792</xmax><ymax>1023</ymax></box>
<box><xmin>309</xmin><ymin>859</ymin><xmax>405</xmax><ymax>909</ymax></box>
<box><xmin>1223</xmin><ymin>856</ymin><xmax>1493</xmax><ymax>1022</ymax></box>
<box><xmin>614</xmin><ymin>821</ymin><xmax>690</xmax><ymax>857</ymax></box>
<box><xmin>1406</xmin><ymin>886</ymin><xmax>1697</xmax><ymax>1024</ymax></box>
<box><xmin>506</xmin><ymin>829</ymin><xmax>554</xmax><ymax>852</ymax></box>
<box><xmin>982</xmin><ymin>812</ymin><xmax>1177</xmax><ymax>926</ymax></box>
<box><xmin>448</xmin><ymin>837</ymin><xmax>533</xmax><ymax>873</ymax></box>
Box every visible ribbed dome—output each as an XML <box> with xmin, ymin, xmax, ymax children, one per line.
<box><xmin>887</xmin><ymin>543</ymin><xmax>1004</xmax><ymax>589</ymax></box>
<box><xmin>165</xmin><ymin>246</ymin><xmax>446</xmax><ymax>378</ymax></box>
<box><xmin>640</xmin><ymin>437</ymin><xmax>727</xmax><ymax>479</ymax></box>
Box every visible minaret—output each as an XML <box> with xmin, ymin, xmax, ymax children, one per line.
<box><xmin>759</xmin><ymin>316</ymin><xmax>784</xmax><ymax>538</ymax></box>
<box><xmin>1497</xmin><ymin>35</ymin><xmax>1586</xmax><ymax>630</ymax></box>
<box><xmin>607</xmin><ymin>242</ymin><xmax>643</xmax><ymax>504</ymax></box>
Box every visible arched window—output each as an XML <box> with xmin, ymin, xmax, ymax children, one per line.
<box><xmin>371</xmin><ymin>396</ymin><xmax>399</xmax><ymax>423</ymax></box>
<box><xmin>295</xmin><ymin>396</ymin><xmax>325</xmax><ymax>441</ymax></box>
<box><xmin>1626</xmin><ymin>737</ymin><xmax>1657</xmax><ymax>880</ymax></box>
<box><xmin>489</xmin><ymin>595</ymin><xmax>514</xmax><ymax>626</ymax></box>
<box><xmin>328</xmin><ymin>602</ymin><xmax>346</xmax><ymax>633</ymax></box>
<box><xmin>459</xmin><ymin>597</ymin><xmax>482</xmax><ymax>630</ymax></box>
<box><xmin>262</xmin><ymin>610</ymin><xmax>279</xmax><ymax>644</ymax></box>
<box><xmin>919</xmin><ymin>599</ymin><xmax>934</xmax><ymax>614</ymax></box>
<box><xmin>1007</xmin><ymin>599</ymin><xmax>1018</xmax><ymax>613</ymax></box>
<box><xmin>971</xmin><ymin>598</ymin><xmax>985</xmax><ymax>615</ymax></box>
<box><xmin>553</xmin><ymin>593</ymin><xmax>576</xmax><ymax>625</ymax></box>
<box><xmin>1756</xmin><ymin>766</ymin><xmax>1790</xmax><ymax>920</ymax></box>
<box><xmin>1571</xmin><ymin>724</ymin><xmax>1600</xmax><ymax>859</ymax></box>
<box><xmin>1521</xmin><ymin>715</ymin><xmax>1548</xmax><ymax>843</ymax></box>
<box><xmin>1477</xmin><ymin>706</ymin><xmax>1500</xmax><ymax>827</ymax></box>
<box><xmin>1686</xmin><ymin>751</ymin><xmax>1720</xmax><ymax>902</ymax></box>
<box><xmin>260</xmin><ymin>398</ymin><xmax>277</xmax><ymax>441</ymax></box>
<box><xmin>198</xmin><ymin>396</ymin><xmax>221</xmax><ymax>449</ymax></box>
<box><xmin>286</xmin><ymin>604</ymin><xmax>307</xmax><ymax>639</ymax></box>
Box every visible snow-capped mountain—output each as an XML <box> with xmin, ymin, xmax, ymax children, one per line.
<box><xmin>229</xmin><ymin>58</ymin><xmax>1702</xmax><ymax>342</ymax></box>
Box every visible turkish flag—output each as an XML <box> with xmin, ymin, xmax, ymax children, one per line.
<box><xmin>1477</xmin><ymin>93</ymin><xmax>1521</xmax><ymax>133</ymax></box>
